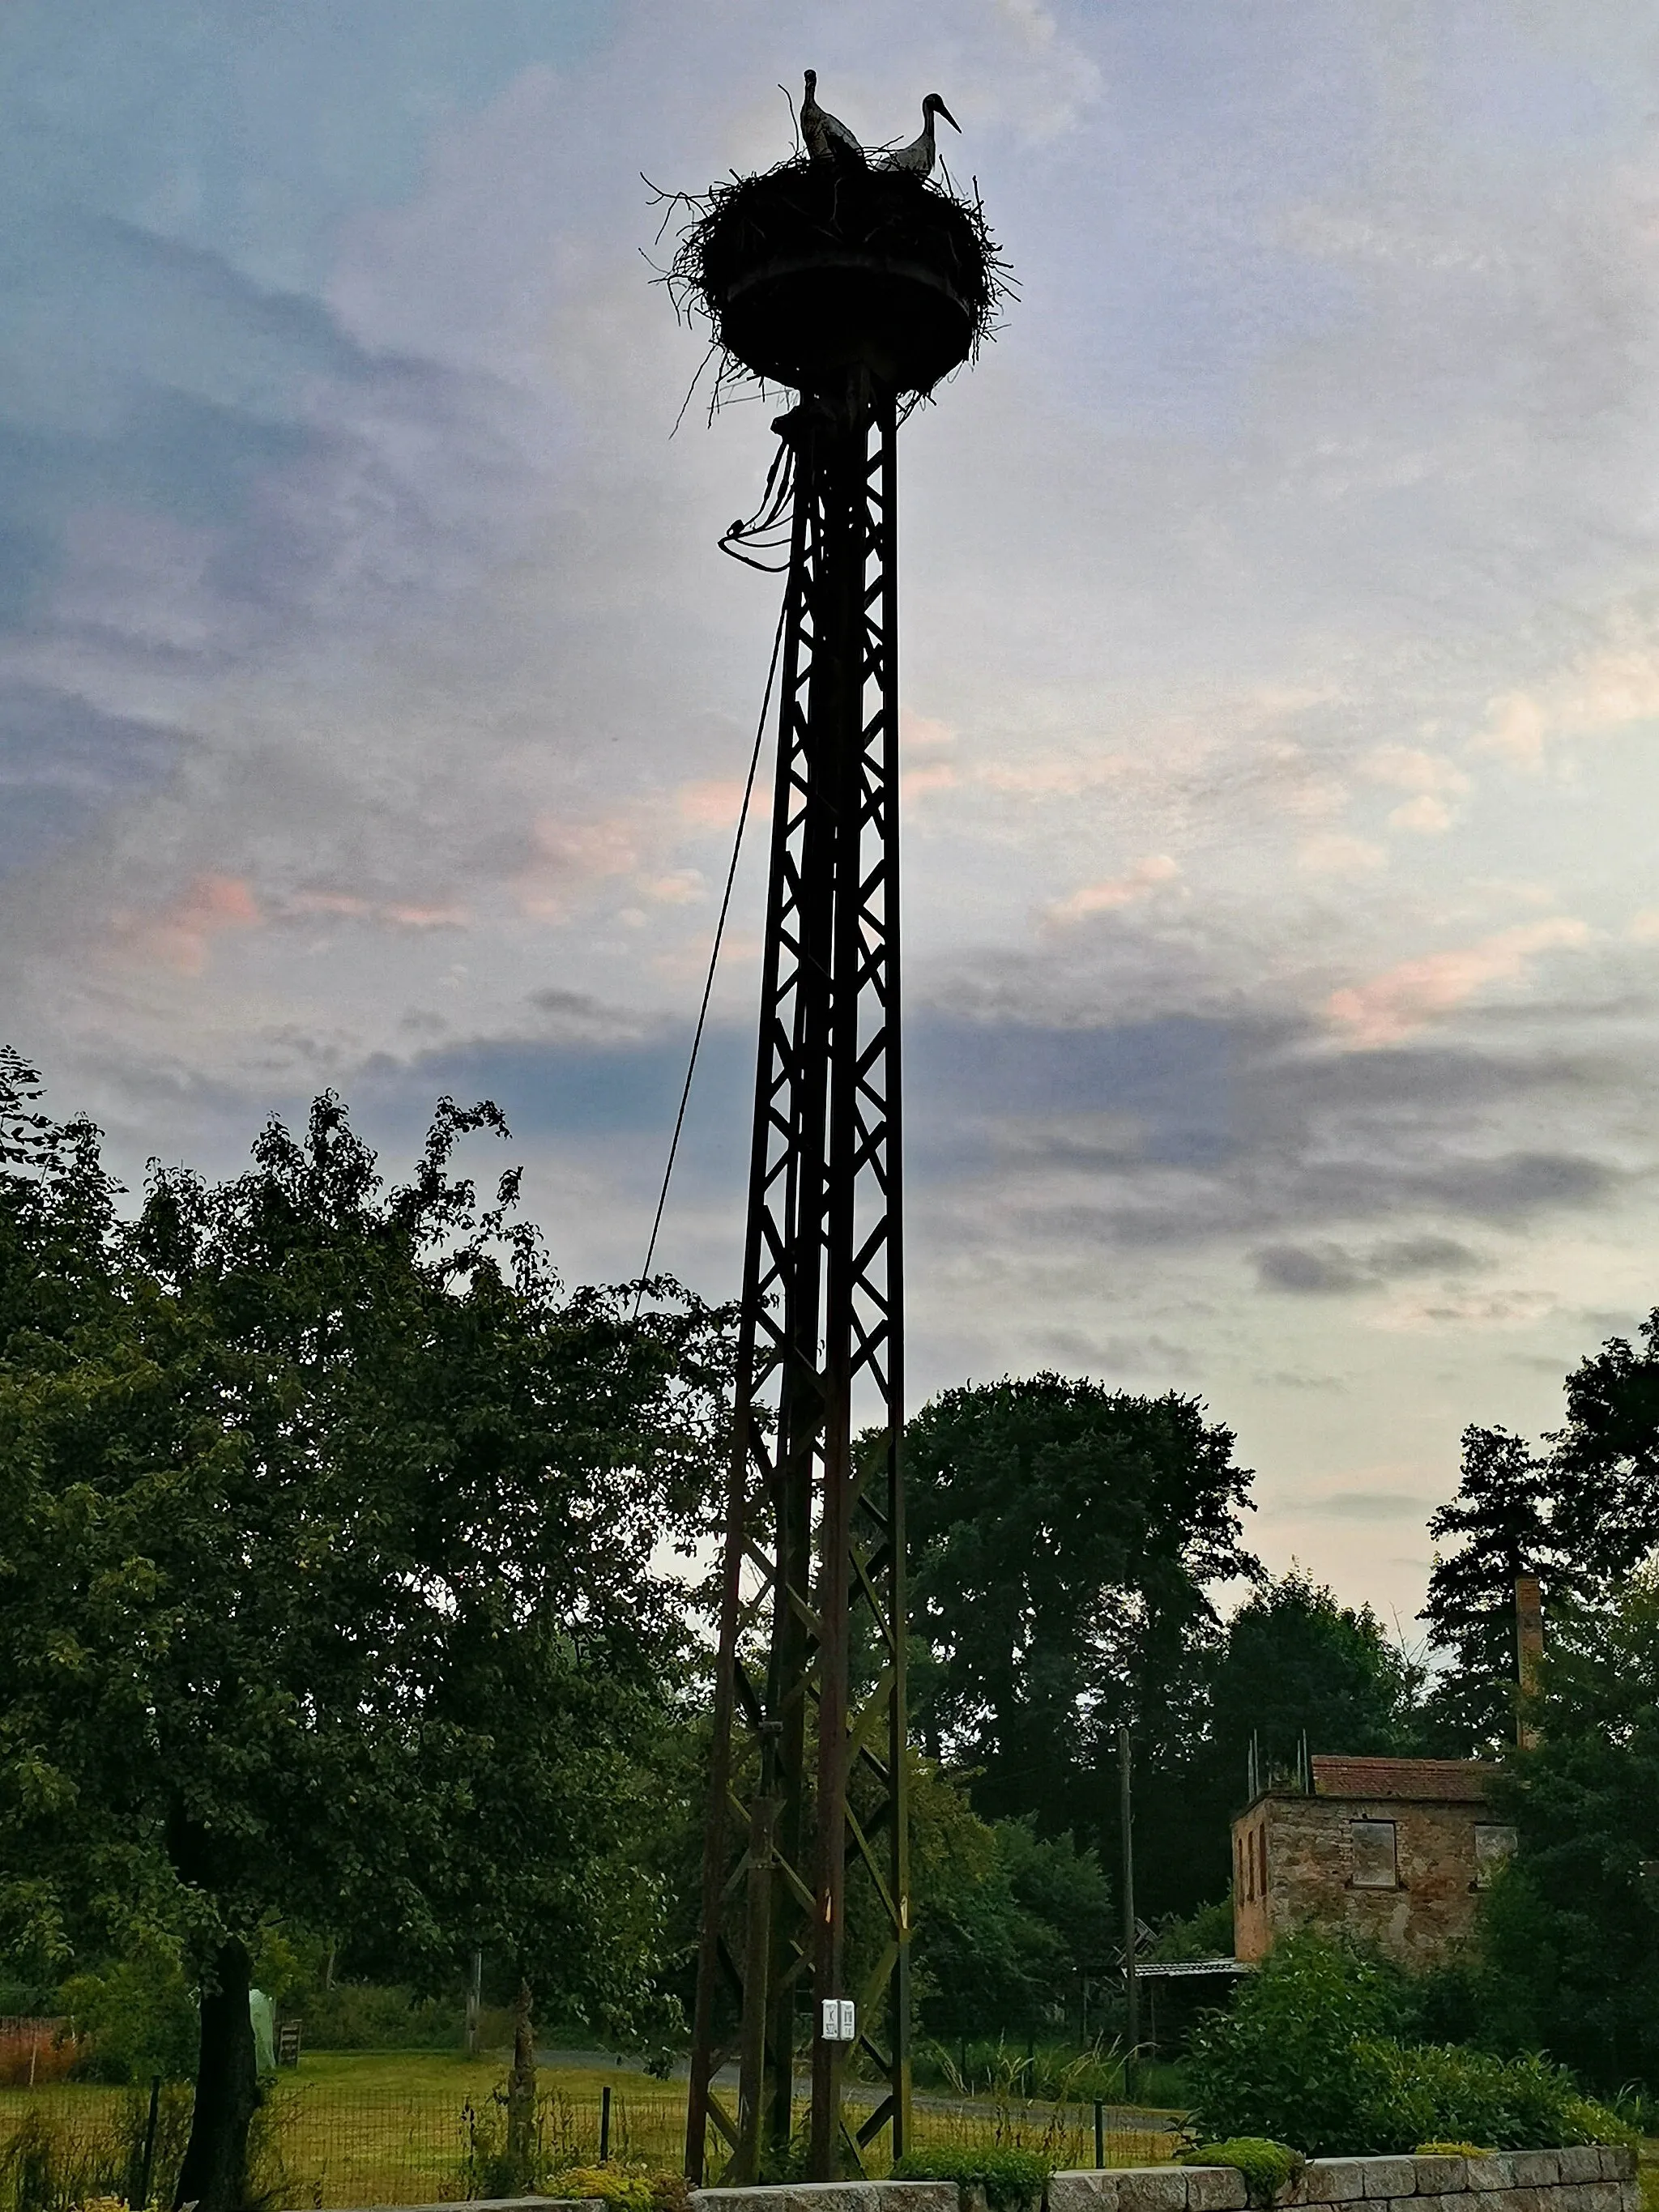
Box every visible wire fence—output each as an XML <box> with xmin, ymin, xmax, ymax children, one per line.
<box><xmin>0</xmin><ymin>2077</ymin><xmax>1180</xmax><ymax>2212</ymax></box>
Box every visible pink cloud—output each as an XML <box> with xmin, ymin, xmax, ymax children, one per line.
<box><xmin>901</xmin><ymin>710</ymin><xmax>956</xmax><ymax>754</ymax></box>
<box><xmin>1327</xmin><ymin>918</ymin><xmax>1591</xmax><ymax>1047</ymax></box>
<box><xmin>290</xmin><ymin>890</ymin><xmax>467</xmax><ymax>929</ymax></box>
<box><xmin>117</xmin><ymin>872</ymin><xmax>261</xmax><ymax>975</ymax></box>
<box><xmin>902</xmin><ymin>760</ymin><xmax>958</xmax><ymax>800</ymax></box>
<box><xmin>383</xmin><ymin>902</ymin><xmax>469</xmax><ymax>928</ymax></box>
<box><xmin>676</xmin><ymin>778</ymin><xmax>754</xmax><ymax>829</ymax></box>
<box><xmin>519</xmin><ymin>810</ymin><xmax>642</xmax><ymax>919</ymax></box>
<box><xmin>1047</xmin><ymin>854</ymin><xmax>1179</xmax><ymax>924</ymax></box>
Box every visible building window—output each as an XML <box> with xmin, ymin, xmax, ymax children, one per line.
<box><xmin>1473</xmin><ymin>1824</ymin><xmax>1517</xmax><ymax>1886</ymax></box>
<box><xmin>1350</xmin><ymin>1818</ymin><xmax>1397</xmax><ymax>1888</ymax></box>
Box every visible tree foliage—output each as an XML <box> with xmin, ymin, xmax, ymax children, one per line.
<box><xmin>0</xmin><ymin>1056</ymin><xmax>730</xmax><ymax>2206</ymax></box>
<box><xmin>1552</xmin><ymin>1313</ymin><xmax>1659</xmax><ymax>1583</ymax></box>
<box><xmin>1209</xmin><ymin>1568</ymin><xmax>1421</xmax><ymax>1782</ymax></box>
<box><xmin>906</xmin><ymin>1759</ymin><xmax>1112</xmax><ymax>2038</ymax></box>
<box><xmin>906</xmin><ymin>1375</ymin><xmax>1259</xmax><ymax>1871</ymax></box>
<box><xmin>1419</xmin><ymin>1426</ymin><xmax>1574</xmax><ymax>1750</ymax></box>
<box><xmin>1470</xmin><ymin>1571</ymin><xmax>1659</xmax><ymax>2091</ymax></box>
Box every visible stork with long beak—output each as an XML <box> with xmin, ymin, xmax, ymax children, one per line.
<box><xmin>800</xmin><ymin>69</ymin><xmax>865</xmax><ymax>165</ymax></box>
<box><xmin>878</xmin><ymin>92</ymin><xmax>960</xmax><ymax>177</ymax></box>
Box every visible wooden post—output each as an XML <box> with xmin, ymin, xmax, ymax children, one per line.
<box><xmin>1119</xmin><ymin>1724</ymin><xmax>1138</xmax><ymax>2101</ymax></box>
<box><xmin>1516</xmin><ymin>1572</ymin><xmax>1544</xmax><ymax>1750</ymax></box>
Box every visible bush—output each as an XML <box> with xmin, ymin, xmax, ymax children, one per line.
<box><xmin>551</xmin><ymin>2168</ymin><xmax>652</xmax><ymax>2210</ymax></box>
<box><xmin>1180</xmin><ymin>2141</ymin><xmax>1304</xmax><ymax>2207</ymax></box>
<box><xmin>58</xmin><ymin>1950</ymin><xmax>198</xmax><ymax>2085</ymax></box>
<box><xmin>1186</xmin><ymin>1935</ymin><xmax>1628</xmax><ymax>2155</ymax></box>
<box><xmin>891</xmin><ymin>2145</ymin><xmax>1051</xmax><ymax>2210</ymax></box>
<box><xmin>549</xmin><ymin>2167</ymin><xmax>688</xmax><ymax>2212</ymax></box>
<box><xmin>296</xmin><ymin>1982</ymin><xmax>462</xmax><ymax>2050</ymax></box>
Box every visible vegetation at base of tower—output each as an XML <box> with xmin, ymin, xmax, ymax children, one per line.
<box><xmin>891</xmin><ymin>2143</ymin><xmax>1051</xmax><ymax>2211</ymax></box>
<box><xmin>1183</xmin><ymin>1934</ymin><xmax>1629</xmax><ymax>2155</ymax></box>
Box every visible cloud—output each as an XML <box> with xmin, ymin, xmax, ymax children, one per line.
<box><xmin>1326</xmin><ymin>918</ymin><xmax>1593</xmax><ymax>1046</ymax></box>
<box><xmin>1046</xmin><ymin>854</ymin><xmax>1179</xmax><ymax>923</ymax></box>
<box><xmin>116</xmin><ymin>872</ymin><xmax>260</xmax><ymax>974</ymax></box>
<box><xmin>1364</xmin><ymin>747</ymin><xmax>1471</xmax><ymax>799</ymax></box>
<box><xmin>1388</xmin><ymin>794</ymin><xmax>1455</xmax><ymax>834</ymax></box>
<box><xmin>1256</xmin><ymin>1242</ymin><xmax>1368</xmax><ymax>1294</ymax></box>
<box><xmin>1295</xmin><ymin>1489</ymin><xmax>1435</xmax><ymax>1520</ymax></box>
<box><xmin>1254</xmin><ymin>1234</ymin><xmax>1484</xmax><ymax>1296</ymax></box>
<box><xmin>1474</xmin><ymin>619</ymin><xmax>1659</xmax><ymax>769</ymax></box>
<box><xmin>1298</xmin><ymin>832</ymin><xmax>1386</xmax><ymax>876</ymax></box>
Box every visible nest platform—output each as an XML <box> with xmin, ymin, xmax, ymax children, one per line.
<box><xmin>677</xmin><ymin>160</ymin><xmax>999</xmax><ymax>399</ymax></box>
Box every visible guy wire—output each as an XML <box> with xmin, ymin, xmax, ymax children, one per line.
<box><xmin>632</xmin><ymin>580</ymin><xmax>790</xmax><ymax>1317</ymax></box>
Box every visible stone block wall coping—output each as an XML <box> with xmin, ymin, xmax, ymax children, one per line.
<box><xmin>690</xmin><ymin>2150</ymin><xmax>1637</xmax><ymax>2212</ymax></box>
<box><xmin>327</xmin><ymin>2198</ymin><xmax>604</xmax><ymax>2212</ymax></box>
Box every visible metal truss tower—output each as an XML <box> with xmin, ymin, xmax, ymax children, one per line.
<box><xmin>673</xmin><ymin>138</ymin><xmax>992</xmax><ymax>2188</ymax></box>
<box><xmin>685</xmin><ymin>377</ymin><xmax>910</xmax><ymax>2185</ymax></box>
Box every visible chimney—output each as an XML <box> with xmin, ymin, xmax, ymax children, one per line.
<box><xmin>1515</xmin><ymin>1571</ymin><xmax>1544</xmax><ymax>1749</ymax></box>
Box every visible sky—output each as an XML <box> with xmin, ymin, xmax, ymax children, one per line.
<box><xmin>6</xmin><ymin>1</ymin><xmax>1659</xmax><ymax>1632</ymax></box>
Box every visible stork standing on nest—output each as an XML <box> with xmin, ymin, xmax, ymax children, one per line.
<box><xmin>877</xmin><ymin>92</ymin><xmax>960</xmax><ymax>177</ymax></box>
<box><xmin>801</xmin><ymin>69</ymin><xmax>864</xmax><ymax>165</ymax></box>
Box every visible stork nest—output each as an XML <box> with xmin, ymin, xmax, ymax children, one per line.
<box><xmin>655</xmin><ymin>156</ymin><xmax>1011</xmax><ymax>410</ymax></box>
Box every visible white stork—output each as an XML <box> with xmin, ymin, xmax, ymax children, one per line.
<box><xmin>801</xmin><ymin>69</ymin><xmax>864</xmax><ymax>165</ymax></box>
<box><xmin>877</xmin><ymin>92</ymin><xmax>960</xmax><ymax>177</ymax></box>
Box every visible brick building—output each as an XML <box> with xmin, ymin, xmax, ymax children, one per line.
<box><xmin>1231</xmin><ymin>1755</ymin><xmax>1516</xmax><ymax>1970</ymax></box>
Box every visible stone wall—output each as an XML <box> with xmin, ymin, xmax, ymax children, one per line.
<box><xmin>1050</xmin><ymin>2150</ymin><xmax>1639</xmax><ymax>2212</ymax></box>
<box><xmin>691</xmin><ymin>2148</ymin><xmax>1640</xmax><ymax>2212</ymax></box>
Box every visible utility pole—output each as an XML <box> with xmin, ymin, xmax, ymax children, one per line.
<box><xmin>1119</xmin><ymin>1723</ymin><xmax>1139</xmax><ymax>2102</ymax></box>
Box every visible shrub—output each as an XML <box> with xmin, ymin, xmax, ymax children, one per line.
<box><xmin>1186</xmin><ymin>1934</ymin><xmax>1630</xmax><ymax>2154</ymax></box>
<box><xmin>296</xmin><ymin>1982</ymin><xmax>462</xmax><ymax>2051</ymax></box>
<box><xmin>892</xmin><ymin>2145</ymin><xmax>1051</xmax><ymax>2210</ymax></box>
<box><xmin>58</xmin><ymin>1950</ymin><xmax>198</xmax><ymax>2086</ymax></box>
<box><xmin>1180</xmin><ymin>2141</ymin><xmax>1305</xmax><ymax>2207</ymax></box>
<box><xmin>552</xmin><ymin>2167</ymin><xmax>653</xmax><ymax>2210</ymax></box>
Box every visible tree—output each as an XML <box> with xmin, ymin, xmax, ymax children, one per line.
<box><xmin>1472</xmin><ymin>1571</ymin><xmax>1659</xmax><ymax>2091</ymax></box>
<box><xmin>905</xmin><ymin>1761</ymin><xmax>1113</xmax><ymax>2042</ymax></box>
<box><xmin>0</xmin><ymin>1063</ymin><xmax>729</xmax><ymax>2208</ymax></box>
<box><xmin>1420</xmin><ymin>1426</ymin><xmax>1573</xmax><ymax>1752</ymax></box>
<box><xmin>1166</xmin><ymin>1569</ymin><xmax>1424</xmax><ymax>1905</ymax></box>
<box><xmin>905</xmin><ymin>1375</ymin><xmax>1259</xmax><ymax>1913</ymax></box>
<box><xmin>1209</xmin><ymin>1567</ymin><xmax>1421</xmax><ymax>1780</ymax></box>
<box><xmin>1550</xmin><ymin>1312</ymin><xmax>1659</xmax><ymax>1583</ymax></box>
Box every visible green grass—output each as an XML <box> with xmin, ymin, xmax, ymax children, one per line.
<box><xmin>0</xmin><ymin>2052</ymin><xmax>1183</xmax><ymax>2209</ymax></box>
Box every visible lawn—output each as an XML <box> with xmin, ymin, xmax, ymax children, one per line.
<box><xmin>0</xmin><ymin>2051</ymin><xmax>1177</xmax><ymax>2209</ymax></box>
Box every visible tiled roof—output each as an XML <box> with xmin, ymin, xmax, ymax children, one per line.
<box><xmin>1310</xmin><ymin>1755</ymin><xmax>1491</xmax><ymax>1803</ymax></box>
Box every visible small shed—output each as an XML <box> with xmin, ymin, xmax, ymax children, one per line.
<box><xmin>1231</xmin><ymin>1755</ymin><xmax>1516</xmax><ymax>1971</ymax></box>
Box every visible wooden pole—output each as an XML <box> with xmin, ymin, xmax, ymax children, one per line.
<box><xmin>1119</xmin><ymin>1724</ymin><xmax>1138</xmax><ymax>2101</ymax></box>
